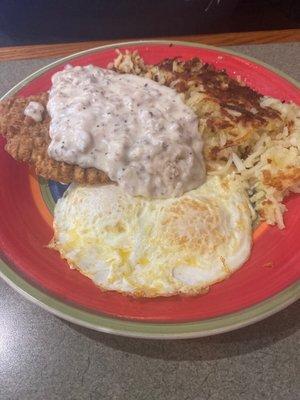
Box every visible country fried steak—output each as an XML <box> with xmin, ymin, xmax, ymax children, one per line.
<box><xmin>0</xmin><ymin>93</ymin><xmax>111</xmax><ymax>184</ymax></box>
<box><xmin>1</xmin><ymin>51</ymin><xmax>299</xmax><ymax>228</ymax></box>
<box><xmin>0</xmin><ymin>54</ymin><xmax>285</xmax><ymax>183</ymax></box>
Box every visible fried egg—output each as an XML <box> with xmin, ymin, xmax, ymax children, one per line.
<box><xmin>52</xmin><ymin>175</ymin><xmax>252</xmax><ymax>297</ymax></box>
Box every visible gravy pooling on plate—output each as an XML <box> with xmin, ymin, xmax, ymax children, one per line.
<box><xmin>46</xmin><ymin>64</ymin><xmax>205</xmax><ymax>198</ymax></box>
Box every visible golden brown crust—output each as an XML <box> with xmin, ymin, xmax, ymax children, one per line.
<box><xmin>151</xmin><ymin>58</ymin><xmax>285</xmax><ymax>159</ymax></box>
<box><xmin>262</xmin><ymin>167</ymin><xmax>300</xmax><ymax>191</ymax></box>
<box><xmin>0</xmin><ymin>93</ymin><xmax>111</xmax><ymax>185</ymax></box>
<box><xmin>154</xmin><ymin>58</ymin><xmax>280</xmax><ymax>122</ymax></box>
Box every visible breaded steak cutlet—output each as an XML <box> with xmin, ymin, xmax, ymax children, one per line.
<box><xmin>1</xmin><ymin>51</ymin><xmax>299</xmax><ymax>227</ymax></box>
<box><xmin>0</xmin><ymin>93</ymin><xmax>111</xmax><ymax>184</ymax></box>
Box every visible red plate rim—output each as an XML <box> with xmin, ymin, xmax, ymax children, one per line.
<box><xmin>0</xmin><ymin>40</ymin><xmax>299</xmax><ymax>339</ymax></box>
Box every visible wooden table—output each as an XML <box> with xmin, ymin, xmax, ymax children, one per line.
<box><xmin>1</xmin><ymin>28</ymin><xmax>299</xmax><ymax>61</ymax></box>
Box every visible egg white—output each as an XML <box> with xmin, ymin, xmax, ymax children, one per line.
<box><xmin>52</xmin><ymin>175</ymin><xmax>252</xmax><ymax>297</ymax></box>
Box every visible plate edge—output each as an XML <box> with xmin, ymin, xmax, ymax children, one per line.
<box><xmin>1</xmin><ymin>39</ymin><xmax>299</xmax><ymax>339</ymax></box>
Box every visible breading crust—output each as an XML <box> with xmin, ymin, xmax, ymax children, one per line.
<box><xmin>0</xmin><ymin>93</ymin><xmax>111</xmax><ymax>184</ymax></box>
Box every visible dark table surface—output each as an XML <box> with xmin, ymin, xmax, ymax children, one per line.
<box><xmin>0</xmin><ymin>1</ymin><xmax>299</xmax><ymax>47</ymax></box>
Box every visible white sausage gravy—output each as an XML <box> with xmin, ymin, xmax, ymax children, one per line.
<box><xmin>24</xmin><ymin>101</ymin><xmax>44</xmax><ymax>122</ymax></box>
<box><xmin>46</xmin><ymin>64</ymin><xmax>205</xmax><ymax>198</ymax></box>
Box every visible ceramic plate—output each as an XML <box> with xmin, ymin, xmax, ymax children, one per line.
<box><xmin>1</xmin><ymin>40</ymin><xmax>299</xmax><ymax>339</ymax></box>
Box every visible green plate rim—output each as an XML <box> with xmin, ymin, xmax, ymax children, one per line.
<box><xmin>1</xmin><ymin>39</ymin><xmax>299</xmax><ymax>339</ymax></box>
